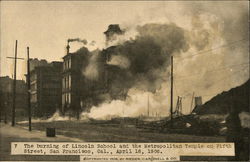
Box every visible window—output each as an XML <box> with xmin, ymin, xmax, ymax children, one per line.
<box><xmin>62</xmin><ymin>94</ymin><xmax>66</xmax><ymax>105</ymax></box>
<box><xmin>68</xmin><ymin>93</ymin><xmax>71</xmax><ymax>104</ymax></box>
<box><xmin>31</xmin><ymin>94</ymin><xmax>37</xmax><ymax>102</ymax></box>
<box><xmin>68</xmin><ymin>58</ymin><xmax>71</xmax><ymax>69</ymax></box>
<box><xmin>31</xmin><ymin>83</ymin><xmax>36</xmax><ymax>91</ymax></box>
<box><xmin>69</xmin><ymin>75</ymin><xmax>71</xmax><ymax>89</ymax></box>
<box><xmin>62</xmin><ymin>78</ymin><xmax>64</xmax><ymax>90</ymax></box>
<box><xmin>65</xmin><ymin>76</ymin><xmax>68</xmax><ymax>89</ymax></box>
<box><xmin>63</xmin><ymin>77</ymin><xmax>66</xmax><ymax>90</ymax></box>
<box><xmin>67</xmin><ymin>93</ymin><xmax>69</xmax><ymax>103</ymax></box>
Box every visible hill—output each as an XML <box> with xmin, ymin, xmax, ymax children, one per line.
<box><xmin>193</xmin><ymin>79</ymin><xmax>249</xmax><ymax>115</ymax></box>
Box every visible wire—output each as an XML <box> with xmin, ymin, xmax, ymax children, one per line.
<box><xmin>175</xmin><ymin>67</ymin><xmax>248</xmax><ymax>91</ymax></box>
<box><xmin>174</xmin><ymin>38</ymin><xmax>248</xmax><ymax>61</ymax></box>
<box><xmin>173</xmin><ymin>81</ymin><xmax>179</xmax><ymax>97</ymax></box>
<box><xmin>174</xmin><ymin>62</ymin><xmax>249</xmax><ymax>80</ymax></box>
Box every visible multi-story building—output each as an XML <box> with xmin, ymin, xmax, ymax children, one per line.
<box><xmin>61</xmin><ymin>25</ymin><xmax>125</xmax><ymax>119</ymax></box>
<box><xmin>62</xmin><ymin>43</ymin><xmax>89</xmax><ymax>117</ymax></box>
<box><xmin>30</xmin><ymin>61</ymin><xmax>62</xmax><ymax>118</ymax></box>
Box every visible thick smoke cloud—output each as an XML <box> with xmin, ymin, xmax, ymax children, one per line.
<box><xmin>81</xmin><ymin>23</ymin><xmax>190</xmax><ymax>111</ymax></box>
<box><xmin>79</xmin><ymin>1</ymin><xmax>249</xmax><ymax>119</ymax></box>
<box><xmin>83</xmin><ymin>50</ymin><xmax>100</xmax><ymax>81</ymax></box>
<box><xmin>105</xmin><ymin>23</ymin><xmax>189</xmax><ymax>94</ymax></box>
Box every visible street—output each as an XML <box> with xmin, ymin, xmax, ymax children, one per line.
<box><xmin>0</xmin><ymin>121</ymin><xmax>229</xmax><ymax>161</ymax></box>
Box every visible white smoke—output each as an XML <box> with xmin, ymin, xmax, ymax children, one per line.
<box><xmin>47</xmin><ymin>110</ymin><xmax>71</xmax><ymax>122</ymax></box>
<box><xmin>81</xmin><ymin>84</ymin><xmax>170</xmax><ymax>120</ymax></box>
<box><xmin>83</xmin><ymin>50</ymin><xmax>100</xmax><ymax>81</ymax></box>
<box><xmin>105</xmin><ymin>27</ymin><xmax>138</xmax><ymax>48</ymax></box>
<box><xmin>107</xmin><ymin>55</ymin><xmax>130</xmax><ymax>69</ymax></box>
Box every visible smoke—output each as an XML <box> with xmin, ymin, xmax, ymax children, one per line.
<box><xmin>105</xmin><ymin>27</ymin><xmax>137</xmax><ymax>47</ymax></box>
<box><xmin>82</xmin><ymin>50</ymin><xmax>100</xmax><ymax>81</ymax></box>
<box><xmin>78</xmin><ymin>23</ymin><xmax>190</xmax><ymax>119</ymax></box>
<box><xmin>68</xmin><ymin>38</ymin><xmax>88</xmax><ymax>45</ymax></box>
<box><xmin>89</xmin><ymin>41</ymin><xmax>96</xmax><ymax>46</ymax></box>
<box><xmin>106</xmin><ymin>23</ymin><xmax>188</xmax><ymax>94</ymax></box>
<box><xmin>47</xmin><ymin>110</ymin><xmax>71</xmax><ymax>122</ymax></box>
<box><xmin>82</xmin><ymin>89</ymin><xmax>168</xmax><ymax>120</ymax></box>
<box><xmin>79</xmin><ymin>2</ymin><xmax>248</xmax><ymax>119</ymax></box>
<box><xmin>107</xmin><ymin>55</ymin><xmax>130</xmax><ymax>69</ymax></box>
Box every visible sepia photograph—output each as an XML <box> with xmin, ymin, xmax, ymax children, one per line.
<box><xmin>0</xmin><ymin>1</ymin><xmax>249</xmax><ymax>161</ymax></box>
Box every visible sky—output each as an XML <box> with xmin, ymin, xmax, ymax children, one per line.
<box><xmin>0</xmin><ymin>1</ymin><xmax>160</xmax><ymax>79</ymax></box>
<box><xmin>1</xmin><ymin>1</ymin><xmax>248</xmax><ymax>80</ymax></box>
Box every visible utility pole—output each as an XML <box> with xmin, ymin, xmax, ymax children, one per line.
<box><xmin>27</xmin><ymin>47</ymin><xmax>31</xmax><ymax>131</ymax></box>
<box><xmin>179</xmin><ymin>97</ymin><xmax>182</xmax><ymax>116</ymax></box>
<box><xmin>175</xmin><ymin>96</ymin><xmax>180</xmax><ymax>116</ymax></box>
<box><xmin>147</xmin><ymin>93</ymin><xmax>149</xmax><ymax>117</ymax></box>
<box><xmin>190</xmin><ymin>92</ymin><xmax>195</xmax><ymax>113</ymax></box>
<box><xmin>7</xmin><ymin>40</ymin><xmax>24</xmax><ymax>126</ymax></box>
<box><xmin>170</xmin><ymin>56</ymin><xmax>173</xmax><ymax>128</ymax></box>
<box><xmin>12</xmin><ymin>40</ymin><xmax>17</xmax><ymax>127</ymax></box>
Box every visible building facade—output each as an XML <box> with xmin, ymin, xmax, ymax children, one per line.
<box><xmin>62</xmin><ymin>44</ymin><xmax>89</xmax><ymax>117</ymax></box>
<box><xmin>62</xmin><ymin>42</ymin><xmax>109</xmax><ymax>118</ymax></box>
<box><xmin>61</xmin><ymin>25</ymin><xmax>125</xmax><ymax>119</ymax></box>
<box><xmin>30</xmin><ymin>61</ymin><xmax>62</xmax><ymax>118</ymax></box>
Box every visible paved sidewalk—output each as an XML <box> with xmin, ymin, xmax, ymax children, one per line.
<box><xmin>0</xmin><ymin>123</ymin><xmax>82</xmax><ymax>161</ymax></box>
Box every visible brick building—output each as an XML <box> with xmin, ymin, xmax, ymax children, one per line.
<box><xmin>61</xmin><ymin>25</ymin><xmax>125</xmax><ymax>119</ymax></box>
<box><xmin>62</xmin><ymin>42</ymin><xmax>108</xmax><ymax>118</ymax></box>
<box><xmin>30</xmin><ymin>61</ymin><xmax>62</xmax><ymax>118</ymax></box>
<box><xmin>62</xmin><ymin>43</ymin><xmax>89</xmax><ymax>117</ymax></box>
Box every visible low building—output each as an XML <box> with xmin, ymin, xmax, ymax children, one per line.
<box><xmin>29</xmin><ymin>58</ymin><xmax>49</xmax><ymax>71</ymax></box>
<box><xmin>0</xmin><ymin>76</ymin><xmax>27</xmax><ymax>121</ymax></box>
<box><xmin>30</xmin><ymin>61</ymin><xmax>62</xmax><ymax>118</ymax></box>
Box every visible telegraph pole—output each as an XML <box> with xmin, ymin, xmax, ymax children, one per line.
<box><xmin>190</xmin><ymin>92</ymin><xmax>195</xmax><ymax>113</ymax></box>
<box><xmin>170</xmin><ymin>56</ymin><xmax>173</xmax><ymax>128</ymax></box>
<box><xmin>27</xmin><ymin>47</ymin><xmax>32</xmax><ymax>131</ymax></box>
<box><xmin>147</xmin><ymin>93</ymin><xmax>149</xmax><ymax>117</ymax></box>
<box><xmin>12</xmin><ymin>40</ymin><xmax>18</xmax><ymax>126</ymax></box>
<box><xmin>7</xmin><ymin>40</ymin><xmax>24</xmax><ymax>126</ymax></box>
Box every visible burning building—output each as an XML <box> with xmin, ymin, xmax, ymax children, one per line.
<box><xmin>62</xmin><ymin>40</ymin><xmax>108</xmax><ymax>118</ymax></box>
<box><xmin>62</xmin><ymin>42</ymin><xmax>89</xmax><ymax>117</ymax></box>
<box><xmin>104</xmin><ymin>24</ymin><xmax>124</xmax><ymax>46</ymax></box>
<box><xmin>62</xmin><ymin>23</ymin><xmax>191</xmax><ymax>119</ymax></box>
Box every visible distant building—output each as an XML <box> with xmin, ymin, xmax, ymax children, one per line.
<box><xmin>195</xmin><ymin>96</ymin><xmax>203</xmax><ymax>107</ymax></box>
<box><xmin>29</xmin><ymin>58</ymin><xmax>49</xmax><ymax>71</ymax></box>
<box><xmin>30</xmin><ymin>61</ymin><xmax>62</xmax><ymax>118</ymax></box>
<box><xmin>0</xmin><ymin>76</ymin><xmax>27</xmax><ymax>121</ymax></box>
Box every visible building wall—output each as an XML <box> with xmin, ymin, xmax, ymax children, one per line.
<box><xmin>62</xmin><ymin>53</ymin><xmax>82</xmax><ymax>115</ymax></box>
<box><xmin>29</xmin><ymin>58</ymin><xmax>49</xmax><ymax>71</ymax></box>
<box><xmin>30</xmin><ymin>62</ymin><xmax>62</xmax><ymax>118</ymax></box>
<box><xmin>0</xmin><ymin>76</ymin><xmax>28</xmax><ymax>121</ymax></box>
